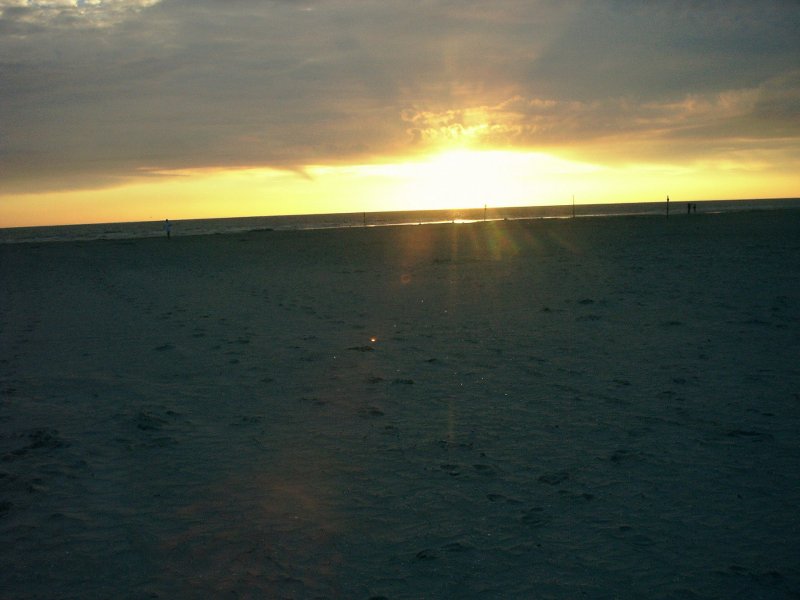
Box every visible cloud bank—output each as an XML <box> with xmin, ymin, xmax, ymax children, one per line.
<box><xmin>1</xmin><ymin>0</ymin><xmax>799</xmax><ymax>193</ymax></box>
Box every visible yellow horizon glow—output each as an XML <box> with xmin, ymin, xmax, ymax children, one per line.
<box><xmin>1</xmin><ymin>148</ymin><xmax>797</xmax><ymax>228</ymax></box>
<box><xmin>342</xmin><ymin>149</ymin><xmax>602</xmax><ymax>212</ymax></box>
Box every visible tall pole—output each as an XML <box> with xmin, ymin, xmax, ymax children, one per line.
<box><xmin>484</xmin><ymin>204</ymin><xmax>487</xmax><ymax>222</ymax></box>
<box><xmin>666</xmin><ymin>195</ymin><xmax>670</xmax><ymax>217</ymax></box>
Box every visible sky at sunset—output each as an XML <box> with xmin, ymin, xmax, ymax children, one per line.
<box><xmin>1</xmin><ymin>0</ymin><xmax>799</xmax><ymax>227</ymax></box>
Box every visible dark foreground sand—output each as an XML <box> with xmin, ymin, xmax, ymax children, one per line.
<box><xmin>2</xmin><ymin>211</ymin><xmax>799</xmax><ymax>598</ymax></box>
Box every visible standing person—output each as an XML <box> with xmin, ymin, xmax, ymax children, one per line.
<box><xmin>164</xmin><ymin>219</ymin><xmax>172</xmax><ymax>239</ymax></box>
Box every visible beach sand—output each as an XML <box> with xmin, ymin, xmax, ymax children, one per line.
<box><xmin>2</xmin><ymin>211</ymin><xmax>799</xmax><ymax>598</ymax></box>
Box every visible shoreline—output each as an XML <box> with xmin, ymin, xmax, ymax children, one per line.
<box><xmin>2</xmin><ymin>197</ymin><xmax>799</xmax><ymax>245</ymax></box>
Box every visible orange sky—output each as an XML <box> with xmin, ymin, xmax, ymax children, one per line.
<box><xmin>1</xmin><ymin>1</ymin><xmax>798</xmax><ymax>227</ymax></box>
<box><xmin>4</xmin><ymin>149</ymin><xmax>798</xmax><ymax>227</ymax></box>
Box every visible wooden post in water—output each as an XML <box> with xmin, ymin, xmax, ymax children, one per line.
<box><xmin>572</xmin><ymin>195</ymin><xmax>575</xmax><ymax>219</ymax></box>
<box><xmin>363</xmin><ymin>212</ymin><xmax>367</xmax><ymax>227</ymax></box>
<box><xmin>666</xmin><ymin>195</ymin><xmax>670</xmax><ymax>217</ymax></box>
<box><xmin>484</xmin><ymin>204</ymin><xmax>487</xmax><ymax>222</ymax></box>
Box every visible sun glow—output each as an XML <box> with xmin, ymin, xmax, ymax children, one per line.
<box><xmin>319</xmin><ymin>149</ymin><xmax>602</xmax><ymax>213</ymax></box>
<box><xmin>2</xmin><ymin>146</ymin><xmax>796</xmax><ymax>228</ymax></box>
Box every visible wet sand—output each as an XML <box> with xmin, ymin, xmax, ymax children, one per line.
<box><xmin>2</xmin><ymin>211</ymin><xmax>799</xmax><ymax>598</ymax></box>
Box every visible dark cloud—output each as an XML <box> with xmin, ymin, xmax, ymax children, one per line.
<box><xmin>1</xmin><ymin>0</ymin><xmax>798</xmax><ymax>193</ymax></box>
<box><xmin>528</xmin><ymin>2</ymin><xmax>800</xmax><ymax>101</ymax></box>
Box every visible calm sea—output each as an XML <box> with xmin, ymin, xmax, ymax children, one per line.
<box><xmin>2</xmin><ymin>198</ymin><xmax>799</xmax><ymax>244</ymax></box>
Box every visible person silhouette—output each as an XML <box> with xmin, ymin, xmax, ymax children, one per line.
<box><xmin>164</xmin><ymin>219</ymin><xmax>172</xmax><ymax>239</ymax></box>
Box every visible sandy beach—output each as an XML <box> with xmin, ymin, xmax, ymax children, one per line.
<box><xmin>1</xmin><ymin>211</ymin><xmax>799</xmax><ymax>598</ymax></box>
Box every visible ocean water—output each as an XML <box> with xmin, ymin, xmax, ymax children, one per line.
<box><xmin>2</xmin><ymin>198</ymin><xmax>799</xmax><ymax>244</ymax></box>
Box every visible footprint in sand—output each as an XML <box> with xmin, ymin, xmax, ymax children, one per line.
<box><xmin>359</xmin><ymin>407</ymin><xmax>385</xmax><ymax>418</ymax></box>
<box><xmin>472</xmin><ymin>464</ymin><xmax>496</xmax><ymax>477</ymax></box>
<box><xmin>726</xmin><ymin>429</ymin><xmax>774</xmax><ymax>442</ymax></box>
<box><xmin>5</xmin><ymin>429</ymin><xmax>68</xmax><ymax>459</ymax></box>
<box><xmin>609</xmin><ymin>449</ymin><xmax>634</xmax><ymax>463</ymax></box>
<box><xmin>559</xmin><ymin>490</ymin><xmax>595</xmax><ymax>502</ymax></box>
<box><xmin>538</xmin><ymin>471</ymin><xmax>569</xmax><ymax>485</ymax></box>
<box><xmin>231</xmin><ymin>415</ymin><xmax>263</xmax><ymax>427</ymax></box>
<box><xmin>442</xmin><ymin>541</ymin><xmax>472</xmax><ymax>553</ymax></box>
<box><xmin>135</xmin><ymin>411</ymin><xmax>168</xmax><ymax>431</ymax></box>
<box><xmin>131</xmin><ymin>410</ymin><xmax>187</xmax><ymax>448</ymax></box>
<box><xmin>521</xmin><ymin>507</ymin><xmax>547</xmax><ymax>526</ymax></box>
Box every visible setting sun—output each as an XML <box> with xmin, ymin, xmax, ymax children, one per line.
<box><xmin>1</xmin><ymin>1</ymin><xmax>796</xmax><ymax>228</ymax></box>
<box><xmin>2</xmin><ymin>145</ymin><xmax>796</xmax><ymax>227</ymax></box>
<box><xmin>378</xmin><ymin>149</ymin><xmax>600</xmax><ymax>211</ymax></box>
